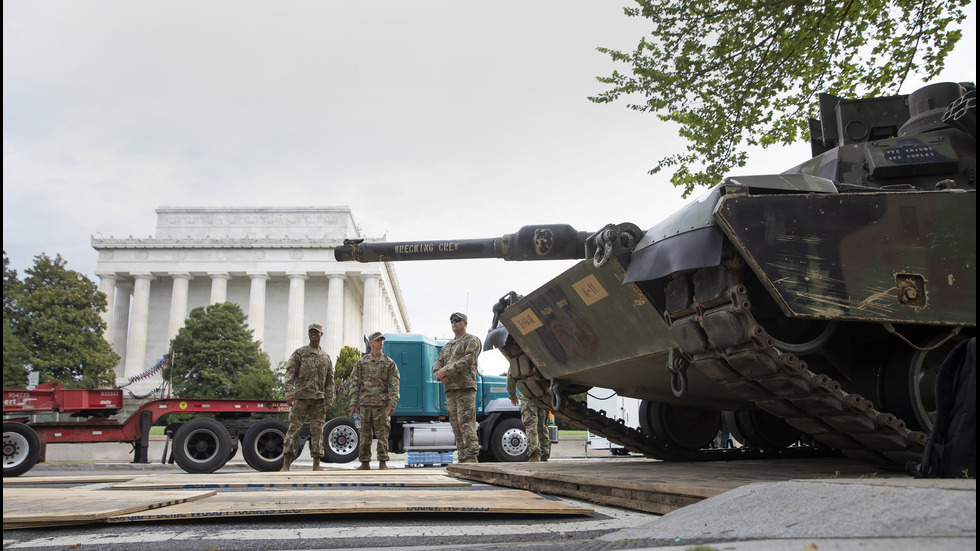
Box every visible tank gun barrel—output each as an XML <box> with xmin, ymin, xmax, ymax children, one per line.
<box><xmin>335</xmin><ymin>224</ymin><xmax>590</xmax><ymax>263</ymax></box>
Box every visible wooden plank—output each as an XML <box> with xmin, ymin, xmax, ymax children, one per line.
<box><xmin>112</xmin><ymin>471</ymin><xmax>469</xmax><ymax>489</ymax></box>
<box><xmin>448</xmin><ymin>457</ymin><xmax>894</xmax><ymax>514</ymax></box>
<box><xmin>3</xmin><ymin>488</ymin><xmax>215</xmax><ymax>530</ymax></box>
<box><xmin>106</xmin><ymin>489</ymin><xmax>593</xmax><ymax>523</ymax></box>
<box><xmin>3</xmin><ymin>474</ymin><xmax>140</xmax><ymax>485</ymax></box>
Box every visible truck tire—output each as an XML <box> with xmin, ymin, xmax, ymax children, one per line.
<box><xmin>242</xmin><ymin>419</ymin><xmax>291</xmax><ymax>471</ymax></box>
<box><xmin>173</xmin><ymin>417</ymin><xmax>232</xmax><ymax>473</ymax></box>
<box><xmin>322</xmin><ymin>417</ymin><xmax>359</xmax><ymax>463</ymax></box>
<box><xmin>3</xmin><ymin>422</ymin><xmax>41</xmax><ymax>477</ymax></box>
<box><xmin>489</xmin><ymin>417</ymin><xmax>528</xmax><ymax>462</ymax></box>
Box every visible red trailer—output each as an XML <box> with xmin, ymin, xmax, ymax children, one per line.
<box><xmin>2</xmin><ymin>382</ymin><xmax>313</xmax><ymax>476</ymax></box>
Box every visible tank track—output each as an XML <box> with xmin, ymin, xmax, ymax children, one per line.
<box><xmin>512</xmin><ymin>359</ymin><xmax>832</xmax><ymax>463</ymax></box>
<box><xmin>661</xmin><ymin>251</ymin><xmax>927</xmax><ymax>467</ymax></box>
<box><xmin>511</xmin><ymin>250</ymin><xmax>927</xmax><ymax>467</ymax></box>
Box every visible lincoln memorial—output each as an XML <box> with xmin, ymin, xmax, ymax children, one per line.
<box><xmin>91</xmin><ymin>207</ymin><xmax>409</xmax><ymax>395</ymax></box>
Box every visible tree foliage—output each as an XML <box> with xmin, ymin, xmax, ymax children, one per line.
<box><xmin>5</xmin><ymin>253</ymin><xmax>118</xmax><ymax>388</ymax></box>
<box><xmin>3</xmin><ymin>253</ymin><xmax>29</xmax><ymax>388</ymax></box>
<box><xmin>590</xmin><ymin>0</ymin><xmax>970</xmax><ymax>196</ymax></box>
<box><xmin>328</xmin><ymin>345</ymin><xmax>363</xmax><ymax>419</ymax></box>
<box><xmin>165</xmin><ymin>302</ymin><xmax>276</xmax><ymax>399</ymax></box>
<box><xmin>3</xmin><ymin>316</ymin><xmax>30</xmax><ymax>388</ymax></box>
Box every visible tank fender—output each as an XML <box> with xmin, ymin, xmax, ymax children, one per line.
<box><xmin>625</xmin><ymin>175</ymin><xmax>838</xmax><ymax>284</ymax></box>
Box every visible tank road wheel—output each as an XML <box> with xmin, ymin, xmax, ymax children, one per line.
<box><xmin>242</xmin><ymin>419</ymin><xmax>290</xmax><ymax>471</ymax></box>
<box><xmin>173</xmin><ymin>417</ymin><xmax>232</xmax><ymax>474</ymax></box>
<box><xmin>3</xmin><ymin>422</ymin><xmax>41</xmax><ymax>477</ymax></box>
<box><xmin>489</xmin><ymin>417</ymin><xmax>528</xmax><ymax>462</ymax></box>
<box><xmin>879</xmin><ymin>331</ymin><xmax>971</xmax><ymax>433</ymax></box>
<box><xmin>322</xmin><ymin>417</ymin><xmax>359</xmax><ymax>463</ymax></box>
<box><xmin>639</xmin><ymin>400</ymin><xmax>721</xmax><ymax>451</ymax></box>
<box><xmin>724</xmin><ymin>410</ymin><xmax>801</xmax><ymax>449</ymax></box>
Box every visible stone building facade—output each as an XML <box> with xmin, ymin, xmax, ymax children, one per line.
<box><xmin>91</xmin><ymin>207</ymin><xmax>408</xmax><ymax>395</ymax></box>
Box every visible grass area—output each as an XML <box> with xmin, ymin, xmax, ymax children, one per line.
<box><xmin>559</xmin><ymin>430</ymin><xmax>587</xmax><ymax>436</ymax></box>
<box><xmin>150</xmin><ymin>426</ymin><xmax>165</xmax><ymax>436</ymax></box>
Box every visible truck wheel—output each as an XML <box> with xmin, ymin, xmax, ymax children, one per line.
<box><xmin>489</xmin><ymin>417</ymin><xmax>528</xmax><ymax>462</ymax></box>
<box><xmin>322</xmin><ymin>417</ymin><xmax>359</xmax><ymax>463</ymax></box>
<box><xmin>242</xmin><ymin>419</ymin><xmax>291</xmax><ymax>471</ymax></box>
<box><xmin>173</xmin><ymin>417</ymin><xmax>232</xmax><ymax>473</ymax></box>
<box><xmin>3</xmin><ymin>422</ymin><xmax>41</xmax><ymax>477</ymax></box>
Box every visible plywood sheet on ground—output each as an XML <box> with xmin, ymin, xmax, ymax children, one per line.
<box><xmin>3</xmin><ymin>487</ymin><xmax>215</xmax><ymax>530</ymax></box>
<box><xmin>112</xmin><ymin>471</ymin><xmax>469</xmax><ymax>489</ymax></box>
<box><xmin>448</xmin><ymin>457</ymin><xmax>897</xmax><ymax>514</ymax></box>
<box><xmin>106</xmin><ymin>489</ymin><xmax>593</xmax><ymax>523</ymax></box>
<box><xmin>3</xmin><ymin>474</ymin><xmax>139</xmax><ymax>485</ymax></box>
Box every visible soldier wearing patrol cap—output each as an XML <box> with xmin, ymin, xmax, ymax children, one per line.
<box><xmin>433</xmin><ymin>312</ymin><xmax>482</xmax><ymax>463</ymax></box>
<box><xmin>349</xmin><ymin>331</ymin><xmax>400</xmax><ymax>470</ymax></box>
<box><xmin>281</xmin><ymin>323</ymin><xmax>334</xmax><ymax>472</ymax></box>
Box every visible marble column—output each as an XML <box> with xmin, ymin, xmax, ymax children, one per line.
<box><xmin>285</xmin><ymin>272</ymin><xmax>308</xmax><ymax>358</ymax></box>
<box><xmin>209</xmin><ymin>272</ymin><xmax>230</xmax><ymax>304</ymax></box>
<box><xmin>168</xmin><ymin>272</ymin><xmax>192</xmax><ymax>341</ymax></box>
<box><xmin>248</xmin><ymin>272</ymin><xmax>270</xmax><ymax>347</ymax></box>
<box><xmin>111</xmin><ymin>279</ymin><xmax>133</xmax><ymax>384</ymax></box>
<box><xmin>325</xmin><ymin>273</ymin><xmax>346</xmax><ymax>357</ymax></box>
<box><xmin>362</xmin><ymin>273</ymin><xmax>380</xmax><ymax>341</ymax></box>
<box><xmin>96</xmin><ymin>273</ymin><xmax>117</xmax><ymax>337</ymax></box>
<box><xmin>124</xmin><ymin>273</ymin><xmax>154</xmax><ymax>383</ymax></box>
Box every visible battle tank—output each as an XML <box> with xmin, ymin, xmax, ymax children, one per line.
<box><xmin>336</xmin><ymin>81</ymin><xmax>976</xmax><ymax>467</ymax></box>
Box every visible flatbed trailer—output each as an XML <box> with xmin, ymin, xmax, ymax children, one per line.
<box><xmin>3</xmin><ymin>382</ymin><xmax>294</xmax><ymax>476</ymax></box>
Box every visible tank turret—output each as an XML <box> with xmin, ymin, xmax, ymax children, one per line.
<box><xmin>336</xmin><ymin>82</ymin><xmax>976</xmax><ymax>467</ymax></box>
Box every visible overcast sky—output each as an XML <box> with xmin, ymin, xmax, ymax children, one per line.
<box><xmin>4</xmin><ymin>1</ymin><xmax>976</xmax><ymax>375</ymax></box>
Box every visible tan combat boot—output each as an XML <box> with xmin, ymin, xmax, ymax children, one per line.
<box><xmin>527</xmin><ymin>453</ymin><xmax>540</xmax><ymax>462</ymax></box>
<box><xmin>280</xmin><ymin>457</ymin><xmax>292</xmax><ymax>472</ymax></box>
<box><xmin>357</xmin><ymin>461</ymin><xmax>371</xmax><ymax>470</ymax></box>
<box><xmin>378</xmin><ymin>461</ymin><xmax>389</xmax><ymax>470</ymax></box>
<box><xmin>312</xmin><ymin>459</ymin><xmax>324</xmax><ymax>471</ymax></box>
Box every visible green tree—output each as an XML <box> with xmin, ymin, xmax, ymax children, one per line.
<box><xmin>590</xmin><ymin>0</ymin><xmax>970</xmax><ymax>196</ymax></box>
<box><xmin>3</xmin><ymin>252</ymin><xmax>30</xmax><ymax>388</ymax></box>
<box><xmin>3</xmin><ymin>316</ymin><xmax>30</xmax><ymax>388</ymax></box>
<box><xmin>165</xmin><ymin>302</ymin><xmax>276</xmax><ymax>399</ymax></box>
<box><xmin>10</xmin><ymin>253</ymin><xmax>118</xmax><ymax>388</ymax></box>
<box><xmin>328</xmin><ymin>345</ymin><xmax>363</xmax><ymax>419</ymax></box>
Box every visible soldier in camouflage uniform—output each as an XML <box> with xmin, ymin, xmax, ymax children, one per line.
<box><xmin>433</xmin><ymin>312</ymin><xmax>482</xmax><ymax>463</ymax></box>
<box><xmin>281</xmin><ymin>323</ymin><xmax>335</xmax><ymax>472</ymax></box>
<box><xmin>349</xmin><ymin>331</ymin><xmax>400</xmax><ymax>470</ymax></box>
<box><xmin>506</xmin><ymin>370</ymin><xmax>551</xmax><ymax>462</ymax></box>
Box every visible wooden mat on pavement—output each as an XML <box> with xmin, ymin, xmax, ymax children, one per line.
<box><xmin>4</xmin><ymin>474</ymin><xmax>140</xmax><ymax>485</ymax></box>
<box><xmin>106</xmin><ymin>489</ymin><xmax>593</xmax><ymax>523</ymax></box>
<box><xmin>111</xmin><ymin>471</ymin><xmax>469</xmax><ymax>489</ymax></box>
<box><xmin>3</xmin><ymin>487</ymin><xmax>215</xmax><ymax>530</ymax></box>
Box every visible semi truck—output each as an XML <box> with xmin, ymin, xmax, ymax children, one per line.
<box><xmin>324</xmin><ymin>333</ymin><xmax>532</xmax><ymax>464</ymax></box>
<box><xmin>2</xmin><ymin>332</ymin><xmax>531</xmax><ymax>476</ymax></box>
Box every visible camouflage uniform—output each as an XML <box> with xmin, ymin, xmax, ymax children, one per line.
<box><xmin>350</xmin><ymin>351</ymin><xmax>400</xmax><ymax>462</ymax></box>
<box><xmin>433</xmin><ymin>332</ymin><xmax>482</xmax><ymax>461</ymax></box>
<box><xmin>507</xmin><ymin>371</ymin><xmax>552</xmax><ymax>460</ymax></box>
<box><xmin>283</xmin><ymin>345</ymin><xmax>334</xmax><ymax>462</ymax></box>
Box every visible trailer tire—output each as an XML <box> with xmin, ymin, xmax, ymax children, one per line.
<box><xmin>242</xmin><ymin>419</ymin><xmax>291</xmax><ymax>471</ymax></box>
<box><xmin>173</xmin><ymin>417</ymin><xmax>232</xmax><ymax>473</ymax></box>
<box><xmin>322</xmin><ymin>417</ymin><xmax>359</xmax><ymax>463</ymax></box>
<box><xmin>489</xmin><ymin>417</ymin><xmax>528</xmax><ymax>462</ymax></box>
<box><xmin>3</xmin><ymin>422</ymin><xmax>41</xmax><ymax>477</ymax></box>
